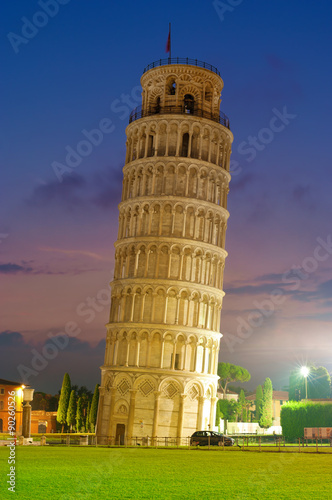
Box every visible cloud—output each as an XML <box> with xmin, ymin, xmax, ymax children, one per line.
<box><xmin>0</xmin><ymin>330</ymin><xmax>25</xmax><ymax>346</ymax></box>
<box><xmin>0</xmin><ymin>262</ymin><xmax>33</xmax><ymax>274</ymax></box>
<box><xmin>90</xmin><ymin>166</ymin><xmax>122</xmax><ymax>210</ymax></box>
<box><xmin>0</xmin><ymin>330</ymin><xmax>105</xmax><ymax>393</ymax></box>
<box><xmin>292</xmin><ymin>184</ymin><xmax>315</xmax><ymax>209</ymax></box>
<box><xmin>225</xmin><ymin>282</ymin><xmax>292</xmax><ymax>295</ymax></box>
<box><xmin>316</xmin><ymin>279</ymin><xmax>332</xmax><ymax>298</ymax></box>
<box><xmin>286</xmin><ymin>279</ymin><xmax>332</xmax><ymax>303</ymax></box>
<box><xmin>0</xmin><ymin>260</ymin><xmax>96</xmax><ymax>276</ymax></box>
<box><xmin>230</xmin><ymin>173</ymin><xmax>256</xmax><ymax>193</ymax></box>
<box><xmin>27</xmin><ymin>173</ymin><xmax>86</xmax><ymax>209</ymax></box>
<box><xmin>26</xmin><ymin>166</ymin><xmax>122</xmax><ymax>213</ymax></box>
<box><xmin>39</xmin><ymin>247</ymin><xmax>106</xmax><ymax>261</ymax></box>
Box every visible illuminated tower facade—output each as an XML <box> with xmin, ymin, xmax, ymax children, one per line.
<box><xmin>97</xmin><ymin>58</ymin><xmax>233</xmax><ymax>444</ymax></box>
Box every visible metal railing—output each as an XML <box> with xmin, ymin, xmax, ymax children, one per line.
<box><xmin>29</xmin><ymin>434</ymin><xmax>332</xmax><ymax>452</ymax></box>
<box><xmin>143</xmin><ymin>58</ymin><xmax>221</xmax><ymax>76</ymax></box>
<box><xmin>129</xmin><ymin>104</ymin><xmax>230</xmax><ymax>129</ymax></box>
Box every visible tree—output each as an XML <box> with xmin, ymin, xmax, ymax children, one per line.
<box><xmin>89</xmin><ymin>384</ymin><xmax>100</xmax><ymax>433</ymax></box>
<box><xmin>66</xmin><ymin>390</ymin><xmax>77</xmax><ymax>432</ymax></box>
<box><xmin>255</xmin><ymin>385</ymin><xmax>263</xmax><ymax>421</ymax></box>
<box><xmin>260</xmin><ymin>378</ymin><xmax>273</xmax><ymax>428</ymax></box>
<box><xmin>76</xmin><ymin>397</ymin><xmax>83</xmax><ymax>433</ymax></box>
<box><xmin>216</xmin><ymin>399</ymin><xmax>241</xmax><ymax>432</ymax></box>
<box><xmin>85</xmin><ymin>402</ymin><xmax>91</xmax><ymax>432</ymax></box>
<box><xmin>239</xmin><ymin>390</ymin><xmax>247</xmax><ymax>422</ymax></box>
<box><xmin>57</xmin><ymin>373</ymin><xmax>71</xmax><ymax>432</ymax></box>
<box><xmin>289</xmin><ymin>366</ymin><xmax>331</xmax><ymax>400</ymax></box>
<box><xmin>217</xmin><ymin>363</ymin><xmax>251</xmax><ymax>397</ymax></box>
<box><xmin>308</xmin><ymin>366</ymin><xmax>331</xmax><ymax>399</ymax></box>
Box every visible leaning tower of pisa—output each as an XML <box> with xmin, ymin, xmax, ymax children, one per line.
<box><xmin>96</xmin><ymin>58</ymin><xmax>233</xmax><ymax>445</ymax></box>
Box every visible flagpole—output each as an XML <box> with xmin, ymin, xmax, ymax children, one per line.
<box><xmin>169</xmin><ymin>22</ymin><xmax>171</xmax><ymax>61</ymax></box>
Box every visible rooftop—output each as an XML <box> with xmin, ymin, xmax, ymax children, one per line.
<box><xmin>246</xmin><ymin>391</ymin><xmax>289</xmax><ymax>401</ymax></box>
<box><xmin>143</xmin><ymin>57</ymin><xmax>221</xmax><ymax>76</ymax></box>
<box><xmin>0</xmin><ymin>378</ymin><xmax>25</xmax><ymax>386</ymax></box>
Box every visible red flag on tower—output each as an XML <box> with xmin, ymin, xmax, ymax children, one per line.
<box><xmin>165</xmin><ymin>23</ymin><xmax>171</xmax><ymax>57</ymax></box>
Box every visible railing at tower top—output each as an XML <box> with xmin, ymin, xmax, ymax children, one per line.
<box><xmin>129</xmin><ymin>104</ymin><xmax>230</xmax><ymax>129</ymax></box>
<box><xmin>143</xmin><ymin>58</ymin><xmax>221</xmax><ymax>76</ymax></box>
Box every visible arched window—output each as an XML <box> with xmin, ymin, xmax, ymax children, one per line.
<box><xmin>168</xmin><ymin>80</ymin><xmax>176</xmax><ymax>95</ymax></box>
<box><xmin>181</xmin><ymin>133</ymin><xmax>189</xmax><ymax>157</ymax></box>
<box><xmin>147</xmin><ymin>135</ymin><xmax>154</xmax><ymax>157</ymax></box>
<box><xmin>155</xmin><ymin>96</ymin><xmax>161</xmax><ymax>113</ymax></box>
<box><xmin>0</xmin><ymin>418</ymin><xmax>3</xmax><ymax>432</ymax></box>
<box><xmin>205</xmin><ymin>85</ymin><xmax>212</xmax><ymax>102</ymax></box>
<box><xmin>0</xmin><ymin>401</ymin><xmax>3</xmax><ymax>410</ymax></box>
<box><xmin>184</xmin><ymin>94</ymin><xmax>195</xmax><ymax>114</ymax></box>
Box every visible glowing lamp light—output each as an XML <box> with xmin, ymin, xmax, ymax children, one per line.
<box><xmin>23</xmin><ymin>388</ymin><xmax>34</xmax><ymax>402</ymax></box>
<box><xmin>301</xmin><ymin>366</ymin><xmax>310</xmax><ymax>399</ymax></box>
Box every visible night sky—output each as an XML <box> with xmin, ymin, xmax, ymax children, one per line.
<box><xmin>1</xmin><ymin>0</ymin><xmax>332</xmax><ymax>394</ymax></box>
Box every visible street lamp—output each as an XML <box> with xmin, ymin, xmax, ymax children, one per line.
<box><xmin>16</xmin><ymin>385</ymin><xmax>25</xmax><ymax>435</ymax></box>
<box><xmin>22</xmin><ymin>387</ymin><xmax>34</xmax><ymax>439</ymax></box>
<box><xmin>300</xmin><ymin>366</ymin><xmax>310</xmax><ymax>399</ymax></box>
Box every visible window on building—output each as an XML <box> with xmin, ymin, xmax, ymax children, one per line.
<box><xmin>170</xmin><ymin>353</ymin><xmax>180</xmax><ymax>370</ymax></box>
<box><xmin>0</xmin><ymin>419</ymin><xmax>3</xmax><ymax>433</ymax></box>
<box><xmin>181</xmin><ymin>133</ymin><xmax>189</xmax><ymax>157</ymax></box>
<box><xmin>184</xmin><ymin>94</ymin><xmax>195</xmax><ymax>114</ymax></box>
<box><xmin>155</xmin><ymin>96</ymin><xmax>161</xmax><ymax>113</ymax></box>
<box><xmin>0</xmin><ymin>388</ymin><xmax>4</xmax><ymax>395</ymax></box>
<box><xmin>0</xmin><ymin>401</ymin><xmax>4</xmax><ymax>410</ymax></box>
<box><xmin>168</xmin><ymin>80</ymin><xmax>176</xmax><ymax>95</ymax></box>
<box><xmin>147</xmin><ymin>135</ymin><xmax>154</xmax><ymax>157</ymax></box>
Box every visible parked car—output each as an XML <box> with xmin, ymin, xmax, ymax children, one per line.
<box><xmin>190</xmin><ymin>431</ymin><xmax>235</xmax><ymax>447</ymax></box>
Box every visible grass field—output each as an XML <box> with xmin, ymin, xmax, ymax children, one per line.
<box><xmin>1</xmin><ymin>447</ymin><xmax>332</xmax><ymax>500</ymax></box>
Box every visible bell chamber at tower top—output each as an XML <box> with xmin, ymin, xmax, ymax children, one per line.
<box><xmin>126</xmin><ymin>60</ymin><xmax>233</xmax><ymax>168</ymax></box>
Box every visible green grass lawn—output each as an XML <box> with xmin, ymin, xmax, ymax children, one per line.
<box><xmin>1</xmin><ymin>447</ymin><xmax>332</xmax><ymax>500</ymax></box>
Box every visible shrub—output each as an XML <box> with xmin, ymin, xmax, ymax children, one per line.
<box><xmin>281</xmin><ymin>401</ymin><xmax>332</xmax><ymax>439</ymax></box>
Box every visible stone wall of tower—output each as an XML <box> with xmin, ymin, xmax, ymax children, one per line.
<box><xmin>97</xmin><ymin>62</ymin><xmax>233</xmax><ymax>444</ymax></box>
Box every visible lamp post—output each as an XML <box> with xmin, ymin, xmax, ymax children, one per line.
<box><xmin>22</xmin><ymin>388</ymin><xmax>34</xmax><ymax>439</ymax></box>
<box><xmin>300</xmin><ymin>366</ymin><xmax>310</xmax><ymax>400</ymax></box>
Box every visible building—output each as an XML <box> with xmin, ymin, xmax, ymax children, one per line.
<box><xmin>0</xmin><ymin>379</ymin><xmax>24</xmax><ymax>434</ymax></box>
<box><xmin>96</xmin><ymin>58</ymin><xmax>233</xmax><ymax>444</ymax></box>
<box><xmin>30</xmin><ymin>411</ymin><xmax>57</xmax><ymax>434</ymax></box>
<box><xmin>246</xmin><ymin>390</ymin><xmax>289</xmax><ymax>425</ymax></box>
<box><xmin>217</xmin><ymin>389</ymin><xmax>239</xmax><ymax>402</ymax></box>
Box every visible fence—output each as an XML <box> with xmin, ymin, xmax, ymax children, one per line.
<box><xmin>36</xmin><ymin>434</ymin><xmax>332</xmax><ymax>453</ymax></box>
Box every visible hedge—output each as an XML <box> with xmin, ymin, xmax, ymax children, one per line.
<box><xmin>280</xmin><ymin>401</ymin><xmax>332</xmax><ymax>440</ymax></box>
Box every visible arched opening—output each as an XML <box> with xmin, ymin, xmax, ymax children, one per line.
<box><xmin>168</xmin><ymin>80</ymin><xmax>176</xmax><ymax>95</ymax></box>
<box><xmin>155</xmin><ymin>96</ymin><xmax>161</xmax><ymax>113</ymax></box>
<box><xmin>38</xmin><ymin>423</ymin><xmax>47</xmax><ymax>433</ymax></box>
<box><xmin>147</xmin><ymin>135</ymin><xmax>154</xmax><ymax>157</ymax></box>
<box><xmin>184</xmin><ymin>94</ymin><xmax>195</xmax><ymax>114</ymax></box>
<box><xmin>205</xmin><ymin>85</ymin><xmax>212</xmax><ymax>102</ymax></box>
<box><xmin>181</xmin><ymin>133</ymin><xmax>189</xmax><ymax>157</ymax></box>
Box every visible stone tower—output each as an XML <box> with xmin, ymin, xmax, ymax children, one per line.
<box><xmin>96</xmin><ymin>58</ymin><xmax>233</xmax><ymax>445</ymax></box>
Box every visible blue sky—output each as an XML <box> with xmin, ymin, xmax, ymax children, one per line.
<box><xmin>1</xmin><ymin>0</ymin><xmax>332</xmax><ymax>393</ymax></box>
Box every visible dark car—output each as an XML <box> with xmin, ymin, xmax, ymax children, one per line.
<box><xmin>190</xmin><ymin>431</ymin><xmax>235</xmax><ymax>447</ymax></box>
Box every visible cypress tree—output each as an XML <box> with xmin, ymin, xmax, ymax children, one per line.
<box><xmin>255</xmin><ymin>384</ymin><xmax>263</xmax><ymax>421</ymax></box>
<box><xmin>239</xmin><ymin>389</ymin><xmax>247</xmax><ymax>421</ymax></box>
<box><xmin>76</xmin><ymin>397</ymin><xmax>83</xmax><ymax>433</ymax></box>
<box><xmin>89</xmin><ymin>384</ymin><xmax>100</xmax><ymax>433</ymax></box>
<box><xmin>66</xmin><ymin>390</ymin><xmax>76</xmax><ymax>432</ymax></box>
<box><xmin>260</xmin><ymin>378</ymin><xmax>273</xmax><ymax>428</ymax></box>
<box><xmin>85</xmin><ymin>402</ymin><xmax>91</xmax><ymax>433</ymax></box>
<box><xmin>57</xmin><ymin>373</ymin><xmax>71</xmax><ymax>433</ymax></box>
